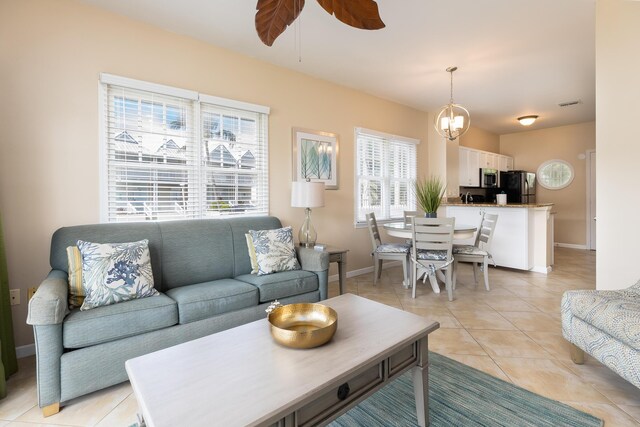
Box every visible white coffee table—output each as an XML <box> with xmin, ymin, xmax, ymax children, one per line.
<box><xmin>126</xmin><ymin>294</ymin><xmax>439</xmax><ymax>427</ymax></box>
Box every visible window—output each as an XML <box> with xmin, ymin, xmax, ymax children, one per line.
<box><xmin>355</xmin><ymin>128</ymin><xmax>418</xmax><ymax>225</ymax></box>
<box><xmin>100</xmin><ymin>74</ymin><xmax>269</xmax><ymax>222</ymax></box>
<box><xmin>537</xmin><ymin>159</ymin><xmax>574</xmax><ymax>190</ymax></box>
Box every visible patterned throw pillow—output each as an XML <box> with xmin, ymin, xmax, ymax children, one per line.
<box><xmin>77</xmin><ymin>239</ymin><xmax>158</xmax><ymax>311</ymax></box>
<box><xmin>249</xmin><ymin>226</ymin><xmax>300</xmax><ymax>276</ymax></box>
<box><xmin>66</xmin><ymin>246</ymin><xmax>85</xmax><ymax>309</ymax></box>
<box><xmin>245</xmin><ymin>233</ymin><xmax>259</xmax><ymax>274</ymax></box>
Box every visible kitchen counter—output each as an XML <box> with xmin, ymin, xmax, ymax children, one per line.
<box><xmin>443</xmin><ymin>202</ymin><xmax>554</xmax><ymax>208</ymax></box>
<box><xmin>443</xmin><ymin>204</ymin><xmax>554</xmax><ymax>274</ymax></box>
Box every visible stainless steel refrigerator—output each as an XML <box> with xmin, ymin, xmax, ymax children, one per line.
<box><xmin>500</xmin><ymin>171</ymin><xmax>536</xmax><ymax>204</ymax></box>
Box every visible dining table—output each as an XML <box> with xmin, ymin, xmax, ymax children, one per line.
<box><xmin>382</xmin><ymin>221</ymin><xmax>477</xmax><ymax>240</ymax></box>
<box><xmin>382</xmin><ymin>221</ymin><xmax>478</xmax><ymax>294</ymax></box>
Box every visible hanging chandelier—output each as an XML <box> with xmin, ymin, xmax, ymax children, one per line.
<box><xmin>434</xmin><ymin>66</ymin><xmax>470</xmax><ymax>141</ymax></box>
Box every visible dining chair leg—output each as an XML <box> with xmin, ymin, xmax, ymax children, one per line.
<box><xmin>377</xmin><ymin>260</ymin><xmax>383</xmax><ymax>279</ymax></box>
<box><xmin>445</xmin><ymin>266</ymin><xmax>453</xmax><ymax>301</ymax></box>
<box><xmin>412</xmin><ymin>263</ymin><xmax>418</xmax><ymax>299</ymax></box>
<box><xmin>452</xmin><ymin>258</ymin><xmax>458</xmax><ymax>290</ymax></box>
<box><xmin>472</xmin><ymin>262</ymin><xmax>478</xmax><ymax>284</ymax></box>
<box><xmin>483</xmin><ymin>257</ymin><xmax>490</xmax><ymax>291</ymax></box>
<box><xmin>402</xmin><ymin>256</ymin><xmax>409</xmax><ymax>289</ymax></box>
<box><xmin>373</xmin><ymin>255</ymin><xmax>379</xmax><ymax>285</ymax></box>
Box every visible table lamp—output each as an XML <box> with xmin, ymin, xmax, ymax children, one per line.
<box><xmin>291</xmin><ymin>180</ymin><xmax>325</xmax><ymax>247</ymax></box>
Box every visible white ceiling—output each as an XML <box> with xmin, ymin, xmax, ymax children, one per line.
<box><xmin>82</xmin><ymin>0</ymin><xmax>596</xmax><ymax>135</ymax></box>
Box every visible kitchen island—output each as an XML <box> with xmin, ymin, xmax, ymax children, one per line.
<box><xmin>442</xmin><ymin>203</ymin><xmax>554</xmax><ymax>273</ymax></box>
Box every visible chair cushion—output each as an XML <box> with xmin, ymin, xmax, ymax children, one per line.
<box><xmin>63</xmin><ymin>293</ymin><xmax>177</xmax><ymax>349</ymax></box>
<box><xmin>562</xmin><ymin>283</ymin><xmax>640</xmax><ymax>348</ymax></box>
<box><xmin>416</xmin><ymin>249</ymin><xmax>448</xmax><ymax>261</ymax></box>
<box><xmin>166</xmin><ymin>279</ymin><xmax>259</xmax><ymax>324</ymax></box>
<box><xmin>235</xmin><ymin>270</ymin><xmax>319</xmax><ymax>303</ymax></box>
<box><xmin>375</xmin><ymin>243</ymin><xmax>410</xmax><ymax>254</ymax></box>
<box><xmin>453</xmin><ymin>245</ymin><xmax>489</xmax><ymax>256</ymax></box>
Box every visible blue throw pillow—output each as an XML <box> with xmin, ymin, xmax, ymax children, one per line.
<box><xmin>77</xmin><ymin>239</ymin><xmax>158</xmax><ymax>310</ymax></box>
<box><xmin>249</xmin><ymin>226</ymin><xmax>301</xmax><ymax>276</ymax></box>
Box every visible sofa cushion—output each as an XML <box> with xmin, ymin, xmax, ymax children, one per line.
<box><xmin>63</xmin><ymin>293</ymin><xmax>177</xmax><ymax>349</ymax></box>
<box><xmin>166</xmin><ymin>279</ymin><xmax>259</xmax><ymax>324</ymax></box>
<box><xmin>158</xmin><ymin>220</ymin><xmax>235</xmax><ymax>290</ymax></box>
<box><xmin>235</xmin><ymin>270</ymin><xmax>318</xmax><ymax>303</ymax></box>
<box><xmin>562</xmin><ymin>285</ymin><xmax>640</xmax><ymax>348</ymax></box>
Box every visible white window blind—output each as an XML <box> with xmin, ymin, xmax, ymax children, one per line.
<box><xmin>100</xmin><ymin>74</ymin><xmax>269</xmax><ymax>222</ymax></box>
<box><xmin>355</xmin><ymin>128</ymin><xmax>418</xmax><ymax>225</ymax></box>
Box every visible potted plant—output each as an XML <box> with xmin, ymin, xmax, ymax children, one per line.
<box><xmin>414</xmin><ymin>176</ymin><xmax>446</xmax><ymax>218</ymax></box>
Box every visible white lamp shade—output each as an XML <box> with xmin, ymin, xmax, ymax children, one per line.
<box><xmin>291</xmin><ymin>181</ymin><xmax>325</xmax><ymax>208</ymax></box>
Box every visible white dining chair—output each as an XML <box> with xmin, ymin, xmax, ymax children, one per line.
<box><xmin>410</xmin><ymin>217</ymin><xmax>455</xmax><ymax>300</ymax></box>
<box><xmin>403</xmin><ymin>210</ymin><xmax>420</xmax><ymax>226</ymax></box>
<box><xmin>365</xmin><ymin>213</ymin><xmax>410</xmax><ymax>286</ymax></box>
<box><xmin>452</xmin><ymin>213</ymin><xmax>498</xmax><ymax>291</ymax></box>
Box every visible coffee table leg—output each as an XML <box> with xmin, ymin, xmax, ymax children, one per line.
<box><xmin>412</xmin><ymin>338</ymin><xmax>429</xmax><ymax>427</ymax></box>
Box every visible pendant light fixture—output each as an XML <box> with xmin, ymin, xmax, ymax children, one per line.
<box><xmin>434</xmin><ymin>66</ymin><xmax>470</xmax><ymax>141</ymax></box>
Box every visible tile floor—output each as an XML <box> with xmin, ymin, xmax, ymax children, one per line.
<box><xmin>2</xmin><ymin>248</ymin><xmax>640</xmax><ymax>426</ymax></box>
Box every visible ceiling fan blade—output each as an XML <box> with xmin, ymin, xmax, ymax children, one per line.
<box><xmin>316</xmin><ymin>0</ymin><xmax>385</xmax><ymax>30</ymax></box>
<box><xmin>255</xmin><ymin>0</ymin><xmax>306</xmax><ymax>46</ymax></box>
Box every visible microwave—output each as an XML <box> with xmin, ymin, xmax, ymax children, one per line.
<box><xmin>480</xmin><ymin>168</ymin><xmax>500</xmax><ymax>188</ymax></box>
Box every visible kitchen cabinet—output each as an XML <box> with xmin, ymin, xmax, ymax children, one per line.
<box><xmin>459</xmin><ymin>147</ymin><xmax>513</xmax><ymax>187</ymax></box>
<box><xmin>459</xmin><ymin>148</ymin><xmax>480</xmax><ymax>187</ymax></box>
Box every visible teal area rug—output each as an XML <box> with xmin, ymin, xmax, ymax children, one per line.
<box><xmin>329</xmin><ymin>352</ymin><xmax>602</xmax><ymax>427</ymax></box>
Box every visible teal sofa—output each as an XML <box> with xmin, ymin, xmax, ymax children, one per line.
<box><xmin>26</xmin><ymin>217</ymin><xmax>329</xmax><ymax>416</ymax></box>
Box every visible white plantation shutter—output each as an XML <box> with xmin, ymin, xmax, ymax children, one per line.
<box><xmin>355</xmin><ymin>128</ymin><xmax>418</xmax><ymax>225</ymax></box>
<box><xmin>100</xmin><ymin>74</ymin><xmax>269</xmax><ymax>222</ymax></box>
<box><xmin>200</xmin><ymin>102</ymin><xmax>268</xmax><ymax>216</ymax></box>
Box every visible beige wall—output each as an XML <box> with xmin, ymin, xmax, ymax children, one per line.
<box><xmin>595</xmin><ymin>0</ymin><xmax>640</xmax><ymax>289</ymax></box>
<box><xmin>0</xmin><ymin>0</ymin><xmax>430</xmax><ymax>347</ymax></box>
<box><xmin>499</xmin><ymin>122</ymin><xmax>595</xmax><ymax>246</ymax></box>
<box><xmin>460</xmin><ymin>127</ymin><xmax>500</xmax><ymax>153</ymax></box>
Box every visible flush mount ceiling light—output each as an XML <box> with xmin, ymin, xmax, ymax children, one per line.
<box><xmin>434</xmin><ymin>66</ymin><xmax>470</xmax><ymax>141</ymax></box>
<box><xmin>517</xmin><ymin>115</ymin><xmax>539</xmax><ymax>126</ymax></box>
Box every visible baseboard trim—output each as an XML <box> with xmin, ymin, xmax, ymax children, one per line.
<box><xmin>531</xmin><ymin>266</ymin><xmax>553</xmax><ymax>274</ymax></box>
<box><xmin>328</xmin><ymin>261</ymin><xmax>401</xmax><ymax>283</ymax></box>
<box><xmin>16</xmin><ymin>343</ymin><xmax>35</xmax><ymax>359</ymax></box>
<box><xmin>555</xmin><ymin>242</ymin><xmax>588</xmax><ymax>250</ymax></box>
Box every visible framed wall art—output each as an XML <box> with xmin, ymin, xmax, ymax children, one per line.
<box><xmin>292</xmin><ymin>128</ymin><xmax>339</xmax><ymax>190</ymax></box>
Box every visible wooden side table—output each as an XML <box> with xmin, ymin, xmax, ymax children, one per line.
<box><xmin>324</xmin><ymin>246</ymin><xmax>349</xmax><ymax>295</ymax></box>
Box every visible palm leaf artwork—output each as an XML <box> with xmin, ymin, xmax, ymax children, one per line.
<box><xmin>319</xmin><ymin>142</ymin><xmax>332</xmax><ymax>179</ymax></box>
<box><xmin>255</xmin><ymin>0</ymin><xmax>384</xmax><ymax>46</ymax></box>
<box><xmin>301</xmin><ymin>139</ymin><xmax>320</xmax><ymax>179</ymax></box>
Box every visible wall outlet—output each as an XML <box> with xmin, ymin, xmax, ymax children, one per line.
<box><xmin>28</xmin><ymin>287</ymin><xmax>38</xmax><ymax>300</ymax></box>
<box><xmin>9</xmin><ymin>289</ymin><xmax>20</xmax><ymax>305</ymax></box>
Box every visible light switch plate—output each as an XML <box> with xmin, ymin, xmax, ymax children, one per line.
<box><xmin>10</xmin><ymin>289</ymin><xmax>20</xmax><ymax>305</ymax></box>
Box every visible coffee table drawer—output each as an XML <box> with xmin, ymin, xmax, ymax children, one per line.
<box><xmin>388</xmin><ymin>342</ymin><xmax>417</xmax><ymax>377</ymax></box>
<box><xmin>296</xmin><ymin>362</ymin><xmax>384</xmax><ymax>426</ymax></box>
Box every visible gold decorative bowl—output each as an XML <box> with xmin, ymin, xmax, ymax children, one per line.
<box><xmin>267</xmin><ymin>302</ymin><xmax>338</xmax><ymax>349</ymax></box>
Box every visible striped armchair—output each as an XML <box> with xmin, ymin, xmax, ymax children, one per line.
<box><xmin>561</xmin><ymin>281</ymin><xmax>640</xmax><ymax>388</ymax></box>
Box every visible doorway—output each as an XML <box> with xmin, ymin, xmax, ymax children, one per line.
<box><xmin>586</xmin><ymin>150</ymin><xmax>596</xmax><ymax>250</ymax></box>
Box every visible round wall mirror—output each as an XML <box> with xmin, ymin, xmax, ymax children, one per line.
<box><xmin>537</xmin><ymin>159</ymin><xmax>574</xmax><ymax>190</ymax></box>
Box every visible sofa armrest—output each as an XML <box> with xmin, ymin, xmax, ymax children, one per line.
<box><xmin>296</xmin><ymin>247</ymin><xmax>329</xmax><ymax>272</ymax></box>
<box><xmin>27</xmin><ymin>270</ymin><xmax>69</xmax><ymax>326</ymax></box>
